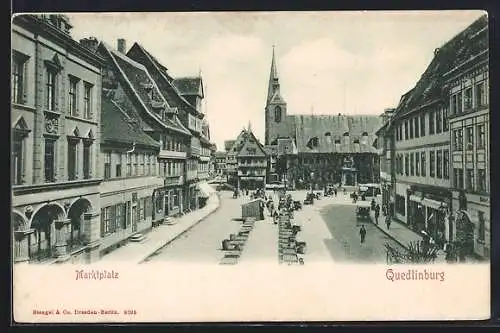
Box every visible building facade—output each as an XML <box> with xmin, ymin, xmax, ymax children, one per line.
<box><xmin>374</xmin><ymin>108</ymin><xmax>395</xmax><ymax>211</ymax></box>
<box><xmin>445</xmin><ymin>18</ymin><xmax>489</xmax><ymax>259</ymax></box>
<box><xmin>386</xmin><ymin>15</ymin><xmax>489</xmax><ymax>259</ymax></box>
<box><xmin>12</xmin><ymin>15</ymin><xmax>104</xmax><ymax>263</ymax></box>
<box><xmin>213</xmin><ymin>151</ymin><xmax>227</xmax><ymax>177</ymax></box>
<box><xmin>125</xmin><ymin>43</ymin><xmax>216</xmax><ymax>211</ymax></box>
<box><xmin>264</xmin><ymin>47</ymin><xmax>382</xmax><ymax>190</ymax></box>
<box><xmin>236</xmin><ymin>128</ymin><xmax>268</xmax><ymax>190</ymax></box>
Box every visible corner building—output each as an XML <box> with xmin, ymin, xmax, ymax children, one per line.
<box><xmin>12</xmin><ymin>15</ymin><xmax>103</xmax><ymax>263</ymax></box>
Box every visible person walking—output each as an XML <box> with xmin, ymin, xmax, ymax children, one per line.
<box><xmin>386</xmin><ymin>215</ymin><xmax>392</xmax><ymax>230</ymax></box>
<box><xmin>360</xmin><ymin>225</ymin><xmax>367</xmax><ymax>243</ymax></box>
<box><xmin>374</xmin><ymin>204</ymin><xmax>380</xmax><ymax>225</ymax></box>
<box><xmin>334</xmin><ymin>187</ymin><xmax>337</xmax><ymax>197</ymax></box>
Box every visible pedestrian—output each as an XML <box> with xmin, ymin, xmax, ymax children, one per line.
<box><xmin>374</xmin><ymin>204</ymin><xmax>380</xmax><ymax>225</ymax></box>
<box><xmin>334</xmin><ymin>188</ymin><xmax>337</xmax><ymax>197</ymax></box>
<box><xmin>371</xmin><ymin>198</ymin><xmax>376</xmax><ymax>211</ymax></box>
<box><xmin>360</xmin><ymin>225</ymin><xmax>367</xmax><ymax>243</ymax></box>
<box><xmin>386</xmin><ymin>215</ymin><xmax>392</xmax><ymax>230</ymax></box>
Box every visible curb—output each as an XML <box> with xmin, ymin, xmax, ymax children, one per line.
<box><xmin>368</xmin><ymin>212</ymin><xmax>410</xmax><ymax>250</ymax></box>
<box><xmin>138</xmin><ymin>195</ymin><xmax>221</xmax><ymax>264</ymax></box>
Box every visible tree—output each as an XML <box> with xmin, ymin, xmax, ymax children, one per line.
<box><xmin>385</xmin><ymin>241</ymin><xmax>438</xmax><ymax>264</ymax></box>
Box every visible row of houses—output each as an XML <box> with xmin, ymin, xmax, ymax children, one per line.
<box><xmin>376</xmin><ymin>14</ymin><xmax>489</xmax><ymax>260</ymax></box>
<box><xmin>11</xmin><ymin>14</ymin><xmax>216</xmax><ymax>264</ymax></box>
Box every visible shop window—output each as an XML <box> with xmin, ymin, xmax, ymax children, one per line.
<box><xmin>395</xmin><ymin>195</ymin><xmax>405</xmax><ymax>216</ymax></box>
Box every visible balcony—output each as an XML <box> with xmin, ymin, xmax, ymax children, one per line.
<box><xmin>159</xmin><ymin>150</ymin><xmax>187</xmax><ymax>159</ymax></box>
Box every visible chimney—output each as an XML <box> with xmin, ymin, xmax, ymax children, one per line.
<box><xmin>117</xmin><ymin>39</ymin><xmax>126</xmax><ymax>54</ymax></box>
<box><xmin>79</xmin><ymin>37</ymin><xmax>99</xmax><ymax>53</ymax></box>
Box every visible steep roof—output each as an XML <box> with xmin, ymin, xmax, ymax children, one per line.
<box><xmin>102</xmin><ymin>43</ymin><xmax>191</xmax><ymax>136</ymax></box>
<box><xmin>292</xmin><ymin>114</ymin><xmax>382</xmax><ymax>153</ymax></box>
<box><xmin>236</xmin><ymin>131</ymin><xmax>267</xmax><ymax>158</ymax></box>
<box><xmin>101</xmin><ymin>95</ymin><xmax>160</xmax><ymax>148</ymax></box>
<box><xmin>263</xmin><ymin>145</ymin><xmax>278</xmax><ymax>156</ymax></box>
<box><xmin>394</xmin><ymin>14</ymin><xmax>488</xmax><ymax>119</ymax></box>
<box><xmin>224</xmin><ymin>140</ymin><xmax>236</xmax><ymax>152</ymax></box>
<box><xmin>172</xmin><ymin>77</ymin><xmax>203</xmax><ymax>97</ymax></box>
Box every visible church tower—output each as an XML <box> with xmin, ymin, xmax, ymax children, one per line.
<box><xmin>265</xmin><ymin>45</ymin><xmax>287</xmax><ymax>145</ymax></box>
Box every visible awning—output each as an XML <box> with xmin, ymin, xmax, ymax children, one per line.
<box><xmin>197</xmin><ymin>181</ymin><xmax>216</xmax><ymax>198</ymax></box>
<box><xmin>422</xmin><ymin>198</ymin><xmax>448</xmax><ymax>210</ymax></box>
<box><xmin>409</xmin><ymin>195</ymin><xmax>423</xmax><ymax>203</ymax></box>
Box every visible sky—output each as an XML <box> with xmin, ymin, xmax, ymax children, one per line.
<box><xmin>66</xmin><ymin>11</ymin><xmax>485</xmax><ymax>151</ymax></box>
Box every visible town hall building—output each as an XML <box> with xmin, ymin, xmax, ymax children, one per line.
<box><xmin>264</xmin><ymin>47</ymin><xmax>382</xmax><ymax>190</ymax></box>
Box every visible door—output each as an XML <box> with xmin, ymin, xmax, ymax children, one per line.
<box><xmin>131</xmin><ymin>205</ymin><xmax>137</xmax><ymax>232</ymax></box>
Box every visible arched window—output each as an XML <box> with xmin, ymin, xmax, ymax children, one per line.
<box><xmin>325</xmin><ymin>132</ymin><xmax>331</xmax><ymax>137</ymax></box>
<box><xmin>274</xmin><ymin>106</ymin><xmax>281</xmax><ymax>123</ymax></box>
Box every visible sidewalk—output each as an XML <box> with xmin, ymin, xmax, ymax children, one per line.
<box><xmin>367</xmin><ymin>209</ymin><xmax>447</xmax><ymax>262</ymax></box>
<box><xmin>98</xmin><ymin>193</ymin><xmax>221</xmax><ymax>264</ymax></box>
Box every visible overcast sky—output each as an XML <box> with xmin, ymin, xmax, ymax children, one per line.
<box><xmin>66</xmin><ymin>11</ymin><xmax>484</xmax><ymax>151</ymax></box>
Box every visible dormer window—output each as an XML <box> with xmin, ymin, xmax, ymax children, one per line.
<box><xmin>361</xmin><ymin>132</ymin><xmax>369</xmax><ymax>145</ymax></box>
<box><xmin>343</xmin><ymin>132</ymin><xmax>349</xmax><ymax>145</ymax></box>
<box><xmin>306</xmin><ymin>137</ymin><xmax>319</xmax><ymax>149</ymax></box>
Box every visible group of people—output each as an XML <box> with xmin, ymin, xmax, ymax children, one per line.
<box><xmin>359</xmin><ymin>199</ymin><xmax>393</xmax><ymax>244</ymax></box>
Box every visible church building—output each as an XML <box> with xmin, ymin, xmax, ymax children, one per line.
<box><xmin>264</xmin><ymin>47</ymin><xmax>383</xmax><ymax>190</ymax></box>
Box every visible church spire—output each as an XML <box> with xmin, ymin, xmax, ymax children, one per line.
<box><xmin>266</xmin><ymin>44</ymin><xmax>280</xmax><ymax>105</ymax></box>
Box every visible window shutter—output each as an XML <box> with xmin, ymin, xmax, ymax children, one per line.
<box><xmin>100</xmin><ymin>208</ymin><xmax>105</xmax><ymax>237</ymax></box>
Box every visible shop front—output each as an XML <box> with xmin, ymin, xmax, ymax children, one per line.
<box><xmin>407</xmin><ymin>186</ymin><xmax>451</xmax><ymax>249</ymax></box>
<box><xmin>238</xmin><ymin>176</ymin><xmax>265</xmax><ymax>191</ymax></box>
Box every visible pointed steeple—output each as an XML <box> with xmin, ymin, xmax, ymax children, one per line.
<box><xmin>248</xmin><ymin>120</ymin><xmax>252</xmax><ymax>133</ymax></box>
<box><xmin>266</xmin><ymin>44</ymin><xmax>281</xmax><ymax>105</ymax></box>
